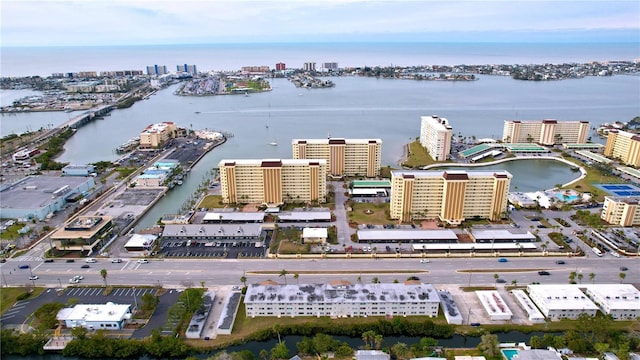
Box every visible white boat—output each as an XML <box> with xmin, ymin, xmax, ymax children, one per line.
<box><xmin>269</xmin><ymin>142</ymin><xmax>278</xmax><ymax>146</ymax></box>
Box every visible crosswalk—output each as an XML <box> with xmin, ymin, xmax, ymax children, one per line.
<box><xmin>6</xmin><ymin>255</ymin><xmax>42</xmax><ymax>262</ymax></box>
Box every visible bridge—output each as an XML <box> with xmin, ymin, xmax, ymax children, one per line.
<box><xmin>61</xmin><ymin>104</ymin><xmax>115</xmax><ymax>130</ymax></box>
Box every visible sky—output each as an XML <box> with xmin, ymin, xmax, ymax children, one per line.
<box><xmin>1</xmin><ymin>0</ymin><xmax>639</xmax><ymax>46</ymax></box>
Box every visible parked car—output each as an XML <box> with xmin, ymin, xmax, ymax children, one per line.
<box><xmin>538</xmin><ymin>271</ymin><xmax>551</xmax><ymax>276</ymax></box>
<box><xmin>81</xmin><ymin>264</ymin><xmax>90</xmax><ymax>269</ymax></box>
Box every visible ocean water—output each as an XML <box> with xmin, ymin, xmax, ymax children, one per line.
<box><xmin>1</xmin><ymin>42</ymin><xmax>639</xmax><ymax>77</ymax></box>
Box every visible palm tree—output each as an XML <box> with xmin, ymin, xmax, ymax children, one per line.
<box><xmin>511</xmin><ymin>279</ymin><xmax>518</xmax><ymax>287</ymax></box>
<box><xmin>279</xmin><ymin>269</ymin><xmax>288</xmax><ymax>284</ymax></box>
<box><xmin>240</xmin><ymin>275</ymin><xmax>247</xmax><ymax>287</ymax></box>
<box><xmin>356</xmin><ymin>275</ymin><xmax>362</xmax><ymax>283</ymax></box>
<box><xmin>577</xmin><ymin>273</ymin><xmax>583</xmax><ymax>284</ymax></box>
<box><xmin>619</xmin><ymin>272</ymin><xmax>626</xmax><ymax>283</ymax></box>
<box><xmin>293</xmin><ymin>273</ymin><xmax>299</xmax><ymax>285</ymax></box>
<box><xmin>589</xmin><ymin>272</ymin><xmax>596</xmax><ymax>284</ymax></box>
<box><xmin>372</xmin><ymin>277</ymin><xmax>380</xmax><ymax>284</ymax></box>
<box><xmin>493</xmin><ymin>273</ymin><xmax>499</xmax><ymax>286</ymax></box>
<box><xmin>100</xmin><ymin>269</ymin><xmax>108</xmax><ymax>287</ymax></box>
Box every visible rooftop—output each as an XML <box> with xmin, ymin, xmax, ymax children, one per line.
<box><xmin>57</xmin><ymin>303</ymin><xmax>131</xmax><ymax>323</ymax></box>
<box><xmin>583</xmin><ymin>284</ymin><xmax>640</xmax><ymax>310</ymax></box>
<box><xmin>245</xmin><ymin>282</ymin><xmax>439</xmax><ymax>305</ymax></box>
<box><xmin>391</xmin><ymin>169</ymin><xmax>512</xmax><ymax>179</ymax></box>
<box><xmin>527</xmin><ymin>285</ymin><xmax>599</xmax><ymax>311</ymax></box>
<box><xmin>0</xmin><ymin>175</ymin><xmax>94</xmax><ymax>211</ymax></box>
<box><xmin>358</xmin><ymin>229</ymin><xmax>458</xmax><ymax>242</ymax></box>
<box><xmin>219</xmin><ymin>159</ymin><xmax>327</xmax><ymax>167</ymax></box>
<box><xmin>292</xmin><ymin>138</ymin><xmax>382</xmax><ymax>145</ymax></box>
<box><xmin>162</xmin><ymin>223</ymin><xmax>263</xmax><ymax>237</ymax></box>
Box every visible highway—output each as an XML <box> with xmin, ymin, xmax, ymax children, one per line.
<box><xmin>2</xmin><ymin>256</ymin><xmax>637</xmax><ymax>289</ymax></box>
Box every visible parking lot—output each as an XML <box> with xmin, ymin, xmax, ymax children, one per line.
<box><xmin>0</xmin><ymin>286</ymin><xmax>179</xmax><ymax>338</ymax></box>
<box><xmin>160</xmin><ymin>240</ymin><xmax>267</xmax><ymax>259</ymax></box>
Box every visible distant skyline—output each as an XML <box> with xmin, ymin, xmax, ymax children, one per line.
<box><xmin>1</xmin><ymin>0</ymin><xmax>639</xmax><ymax>47</ymax></box>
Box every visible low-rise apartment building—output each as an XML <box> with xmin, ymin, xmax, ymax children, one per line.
<box><xmin>601</xmin><ymin>196</ymin><xmax>640</xmax><ymax>226</ymax></box>
<box><xmin>245</xmin><ymin>281</ymin><xmax>440</xmax><ymax>318</ymax></box>
<box><xmin>419</xmin><ymin>115</ymin><xmax>453</xmax><ymax>161</ymax></box>
<box><xmin>603</xmin><ymin>129</ymin><xmax>640</xmax><ymax>166</ymax></box>
<box><xmin>583</xmin><ymin>284</ymin><xmax>640</xmax><ymax>320</ymax></box>
<box><xmin>526</xmin><ymin>284</ymin><xmax>599</xmax><ymax>321</ymax></box>
<box><xmin>292</xmin><ymin>138</ymin><xmax>382</xmax><ymax>178</ymax></box>
<box><xmin>502</xmin><ymin>119</ymin><xmax>590</xmax><ymax>145</ymax></box>
<box><xmin>390</xmin><ymin>170</ymin><xmax>511</xmax><ymax>225</ymax></box>
<box><xmin>139</xmin><ymin>122</ymin><xmax>176</xmax><ymax>149</ymax></box>
<box><xmin>219</xmin><ymin>159</ymin><xmax>327</xmax><ymax>205</ymax></box>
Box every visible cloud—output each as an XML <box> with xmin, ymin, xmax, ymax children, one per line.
<box><xmin>1</xmin><ymin>0</ymin><xmax>638</xmax><ymax>46</ymax></box>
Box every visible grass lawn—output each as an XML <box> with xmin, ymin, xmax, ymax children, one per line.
<box><xmin>0</xmin><ymin>223</ymin><xmax>28</xmax><ymax>240</ymax></box>
<box><xmin>402</xmin><ymin>141</ymin><xmax>438</xmax><ymax>168</ymax></box>
<box><xmin>560</xmin><ymin>157</ymin><xmax>626</xmax><ymax>200</ymax></box>
<box><xmin>279</xmin><ymin>240</ymin><xmax>310</xmax><ymax>254</ymax></box>
<box><xmin>348</xmin><ymin>202</ymin><xmax>391</xmax><ymax>225</ymax></box>
<box><xmin>1</xmin><ymin>287</ymin><xmax>45</xmax><ymax>315</ymax></box>
<box><xmin>197</xmin><ymin>195</ymin><xmax>226</xmax><ymax>209</ymax></box>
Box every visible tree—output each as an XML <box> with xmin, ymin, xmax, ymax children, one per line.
<box><xmin>100</xmin><ymin>269</ymin><xmax>108</xmax><ymax>287</ymax></box>
<box><xmin>577</xmin><ymin>272</ymin><xmax>583</xmax><ymax>284</ymax></box>
<box><xmin>70</xmin><ymin>326</ymin><xmax>88</xmax><ymax>340</ymax></box>
<box><xmin>619</xmin><ymin>272</ymin><xmax>626</xmax><ymax>283</ymax></box>
<box><xmin>529</xmin><ymin>335</ymin><xmax>542</xmax><ymax>349</ymax></box>
<box><xmin>478</xmin><ymin>334</ymin><xmax>500</xmax><ymax>358</ymax></box>
<box><xmin>372</xmin><ymin>277</ymin><xmax>380</xmax><ymax>284</ymax></box>
<box><xmin>259</xmin><ymin>349</ymin><xmax>269</xmax><ymax>360</ymax></box>
<box><xmin>362</xmin><ymin>330</ymin><xmax>377</xmax><ymax>350</ymax></box>
<box><xmin>34</xmin><ymin>302</ymin><xmax>65</xmax><ymax>329</ymax></box>
<box><xmin>493</xmin><ymin>273</ymin><xmax>499</xmax><ymax>286</ymax></box>
<box><xmin>240</xmin><ymin>275</ymin><xmax>247</xmax><ymax>287</ymax></box>
<box><xmin>391</xmin><ymin>342</ymin><xmax>410</xmax><ymax>360</ymax></box>
<box><xmin>141</xmin><ymin>293</ymin><xmax>159</xmax><ymax>312</ymax></box>
<box><xmin>270</xmin><ymin>341</ymin><xmax>289</xmax><ymax>360</ymax></box>
<box><xmin>279</xmin><ymin>269</ymin><xmax>288</xmax><ymax>285</ymax></box>
<box><xmin>293</xmin><ymin>273</ymin><xmax>299</xmax><ymax>285</ymax></box>
<box><xmin>511</xmin><ymin>279</ymin><xmax>518</xmax><ymax>287</ymax></box>
<box><xmin>589</xmin><ymin>272</ymin><xmax>596</xmax><ymax>283</ymax></box>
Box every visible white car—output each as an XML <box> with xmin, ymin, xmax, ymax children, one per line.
<box><xmin>420</xmin><ymin>259</ymin><xmax>430</xmax><ymax>263</ymax></box>
<box><xmin>85</xmin><ymin>258</ymin><xmax>97</xmax><ymax>263</ymax></box>
<box><xmin>73</xmin><ymin>275</ymin><xmax>84</xmax><ymax>281</ymax></box>
<box><xmin>111</xmin><ymin>258</ymin><xmax>122</xmax><ymax>263</ymax></box>
<box><xmin>69</xmin><ymin>278</ymin><xmax>80</xmax><ymax>284</ymax></box>
<box><xmin>29</xmin><ymin>275</ymin><xmax>39</xmax><ymax>280</ymax></box>
<box><xmin>137</xmin><ymin>259</ymin><xmax>149</xmax><ymax>264</ymax></box>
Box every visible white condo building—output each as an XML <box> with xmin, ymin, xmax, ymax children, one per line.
<box><xmin>526</xmin><ymin>284</ymin><xmax>599</xmax><ymax>320</ymax></box>
<box><xmin>502</xmin><ymin>119</ymin><xmax>590</xmax><ymax>145</ymax></box>
<box><xmin>419</xmin><ymin>115</ymin><xmax>453</xmax><ymax>161</ymax></box>
<box><xmin>292</xmin><ymin>138</ymin><xmax>382</xmax><ymax>177</ymax></box>
<box><xmin>583</xmin><ymin>284</ymin><xmax>640</xmax><ymax>320</ymax></box>
<box><xmin>245</xmin><ymin>281</ymin><xmax>440</xmax><ymax>318</ymax></box>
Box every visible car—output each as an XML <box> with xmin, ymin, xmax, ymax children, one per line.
<box><xmin>29</xmin><ymin>275</ymin><xmax>39</xmax><ymax>280</ymax></box>
<box><xmin>498</xmin><ymin>258</ymin><xmax>508</xmax><ymax>263</ymax></box>
<box><xmin>538</xmin><ymin>271</ymin><xmax>551</xmax><ymax>275</ymax></box>
<box><xmin>137</xmin><ymin>259</ymin><xmax>149</xmax><ymax>264</ymax></box>
<box><xmin>111</xmin><ymin>258</ymin><xmax>122</xmax><ymax>263</ymax></box>
<box><xmin>65</xmin><ymin>259</ymin><xmax>75</xmax><ymax>263</ymax></box>
<box><xmin>420</xmin><ymin>259</ymin><xmax>430</xmax><ymax>263</ymax></box>
<box><xmin>69</xmin><ymin>278</ymin><xmax>80</xmax><ymax>284</ymax></box>
<box><xmin>0</xmin><ymin>259</ymin><xmax>6</xmax><ymax>263</ymax></box>
<box><xmin>18</xmin><ymin>264</ymin><xmax>29</xmax><ymax>269</ymax></box>
<box><xmin>620</xmin><ymin>266</ymin><xmax>628</xmax><ymax>271</ymax></box>
<box><xmin>44</xmin><ymin>259</ymin><xmax>54</xmax><ymax>263</ymax></box>
<box><xmin>496</xmin><ymin>278</ymin><xmax>506</xmax><ymax>283</ymax></box>
<box><xmin>407</xmin><ymin>276</ymin><xmax>420</xmax><ymax>281</ymax></box>
<box><xmin>81</xmin><ymin>264</ymin><xmax>90</xmax><ymax>268</ymax></box>
<box><xmin>85</xmin><ymin>258</ymin><xmax>97</xmax><ymax>263</ymax></box>
<box><xmin>73</xmin><ymin>275</ymin><xmax>84</xmax><ymax>280</ymax></box>
<box><xmin>610</xmin><ymin>251</ymin><xmax>621</xmax><ymax>258</ymax></box>
<box><xmin>555</xmin><ymin>260</ymin><xmax>565</xmax><ymax>265</ymax></box>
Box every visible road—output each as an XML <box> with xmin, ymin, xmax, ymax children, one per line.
<box><xmin>2</xmin><ymin>256</ymin><xmax>637</xmax><ymax>289</ymax></box>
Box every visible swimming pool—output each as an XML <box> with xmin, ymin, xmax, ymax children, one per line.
<box><xmin>502</xmin><ymin>349</ymin><xmax>519</xmax><ymax>360</ymax></box>
<box><xmin>555</xmin><ymin>193</ymin><xmax>578</xmax><ymax>202</ymax></box>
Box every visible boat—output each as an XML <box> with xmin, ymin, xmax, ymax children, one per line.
<box><xmin>195</xmin><ymin>111</ymin><xmax>200</xmax><ymax>114</ymax></box>
<box><xmin>176</xmin><ymin>180</ymin><xmax>183</xmax><ymax>186</ymax></box>
<box><xmin>269</xmin><ymin>142</ymin><xmax>278</xmax><ymax>146</ymax></box>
